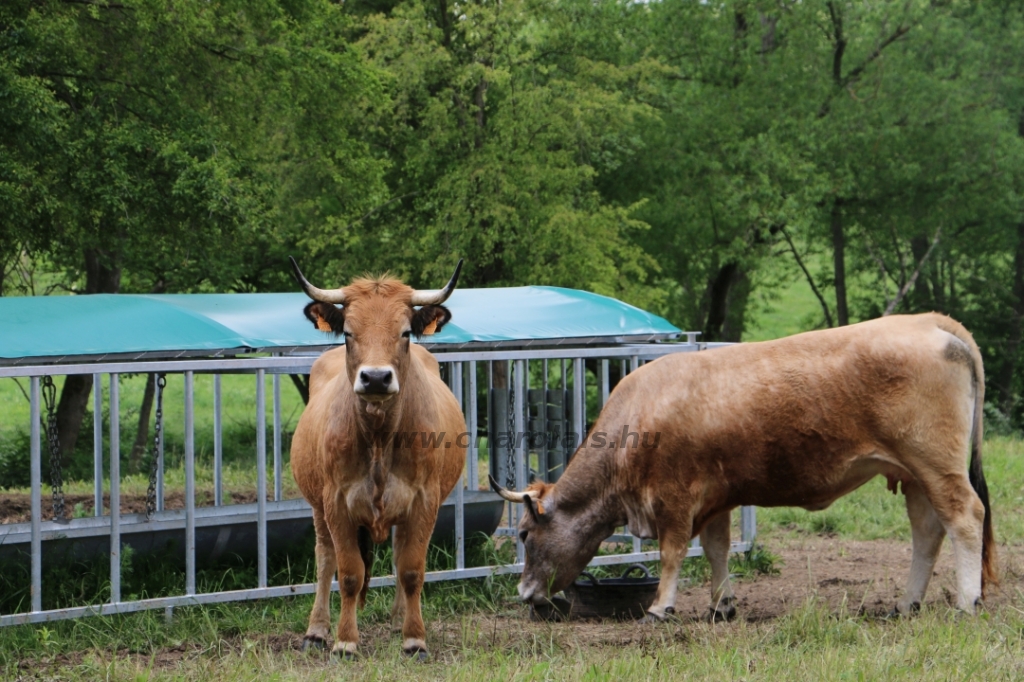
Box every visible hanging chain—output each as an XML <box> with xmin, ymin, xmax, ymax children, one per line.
<box><xmin>40</xmin><ymin>376</ymin><xmax>67</xmax><ymax>523</ymax></box>
<box><xmin>145</xmin><ymin>374</ymin><xmax>165</xmax><ymax>520</ymax></box>
<box><xmin>505</xmin><ymin>361</ymin><xmax>516</xmax><ymax>489</ymax></box>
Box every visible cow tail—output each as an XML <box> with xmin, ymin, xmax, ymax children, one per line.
<box><xmin>948</xmin><ymin>319</ymin><xmax>998</xmax><ymax>595</ymax></box>
<box><xmin>968</xmin><ymin>385</ymin><xmax>998</xmax><ymax>596</ymax></box>
<box><xmin>358</xmin><ymin>525</ymin><xmax>372</xmax><ymax>609</ymax></box>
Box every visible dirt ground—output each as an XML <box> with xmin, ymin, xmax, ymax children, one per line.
<box><xmin>0</xmin><ymin>491</ymin><xmax>261</xmax><ymax>523</ymax></box>
<box><xmin>673</xmin><ymin>533</ymin><xmax>1022</xmax><ymax>621</ymax></box>
<box><xmin>14</xmin><ymin>534</ymin><xmax>1022</xmax><ymax>676</ymax></box>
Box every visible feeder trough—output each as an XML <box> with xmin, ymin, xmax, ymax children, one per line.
<box><xmin>531</xmin><ymin>563</ymin><xmax>659</xmax><ymax>621</ymax></box>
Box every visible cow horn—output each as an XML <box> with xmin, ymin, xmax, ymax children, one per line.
<box><xmin>409</xmin><ymin>259</ymin><xmax>463</xmax><ymax>306</ymax></box>
<box><xmin>489</xmin><ymin>474</ymin><xmax>530</xmax><ymax>503</ymax></box>
<box><xmin>289</xmin><ymin>256</ymin><xmax>347</xmax><ymax>304</ymax></box>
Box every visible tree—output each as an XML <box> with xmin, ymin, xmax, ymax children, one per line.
<box><xmin>2</xmin><ymin>0</ymin><xmax>387</xmax><ymax>460</ymax></box>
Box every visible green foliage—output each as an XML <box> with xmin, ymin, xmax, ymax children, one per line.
<box><xmin>7</xmin><ymin>0</ymin><xmax>1024</xmax><ymax>425</ymax></box>
<box><xmin>0</xmin><ymin>430</ymin><xmax>30</xmax><ymax>489</ymax></box>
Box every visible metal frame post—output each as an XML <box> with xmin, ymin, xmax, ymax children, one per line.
<box><xmin>572</xmin><ymin>358</ymin><xmax>585</xmax><ymax>452</ymax></box>
<box><xmin>467</xmin><ymin>360</ymin><xmax>478</xmax><ymax>492</ymax></box>
<box><xmin>256</xmin><ymin>370</ymin><xmax>268</xmax><ymax>588</ymax></box>
<box><xmin>599</xmin><ymin>359</ymin><xmax>609</xmax><ymax>408</ymax></box>
<box><xmin>513</xmin><ymin>360</ymin><xmax>526</xmax><ymax>564</ymax></box>
<box><xmin>184</xmin><ymin>371</ymin><xmax>196</xmax><ymax>596</ymax></box>
<box><xmin>452</xmin><ymin>362</ymin><xmax>465</xmax><ymax>571</ymax></box>
<box><xmin>628</xmin><ymin>356</ymin><xmax>642</xmax><ymax>553</ymax></box>
<box><xmin>213</xmin><ymin>374</ymin><xmax>223</xmax><ymax>507</ymax></box>
<box><xmin>93</xmin><ymin>374</ymin><xmax>103</xmax><ymax>516</ymax></box>
<box><xmin>273</xmin><ymin>372</ymin><xmax>282</xmax><ymax>501</ymax></box>
<box><xmin>741</xmin><ymin>506</ymin><xmax>757</xmax><ymax>545</ymax></box>
<box><xmin>30</xmin><ymin>377</ymin><xmax>41</xmax><ymax>613</ymax></box>
<box><xmin>109</xmin><ymin>374</ymin><xmax>121</xmax><ymax>604</ymax></box>
<box><xmin>156</xmin><ymin>376</ymin><xmax>165</xmax><ymax>513</ymax></box>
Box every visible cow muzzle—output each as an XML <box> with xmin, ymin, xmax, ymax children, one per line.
<box><xmin>354</xmin><ymin>366</ymin><xmax>399</xmax><ymax>400</ymax></box>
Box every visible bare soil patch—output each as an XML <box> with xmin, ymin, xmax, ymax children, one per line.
<box><xmin>0</xmin><ymin>490</ymin><xmax>261</xmax><ymax>523</ymax></box>
<box><xmin>674</xmin><ymin>534</ymin><xmax>1022</xmax><ymax>621</ymax></box>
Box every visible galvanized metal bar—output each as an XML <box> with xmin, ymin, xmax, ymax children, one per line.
<box><xmin>451</xmin><ymin>362</ymin><xmax>463</xmax><ymax>410</ymax></box>
<box><xmin>621</xmin><ymin>356</ymin><xmax>641</xmax><ymax>553</ymax></box>
<box><xmin>540</xmin><ymin>359</ymin><xmax>549</xmax><ymax>481</ymax></box>
<box><xmin>513</xmin><ymin>359</ymin><xmax>526</xmax><ymax>564</ymax></box>
<box><xmin>451</xmin><ymin>362</ymin><xmax>465</xmax><ymax>571</ymax></box>
<box><xmin>30</xmin><ymin>377</ymin><xmax>41</xmax><ymax>613</ymax></box>
<box><xmin>599</xmin><ymin>359</ymin><xmax>609</xmax><ymax>408</ymax></box>
<box><xmin>273</xmin><ymin>372</ymin><xmax>282</xmax><ymax>502</ymax></box>
<box><xmin>0</xmin><ymin>343</ymin><xmax>706</xmax><ymax>380</ymax></box>
<box><xmin>109</xmin><ymin>374</ymin><xmax>121</xmax><ymax>604</ymax></box>
<box><xmin>454</xmin><ymin>464</ymin><xmax>465</xmax><ymax>571</ymax></box>
<box><xmin>467</xmin><ymin>360</ymin><xmax>478</xmax><ymax>492</ymax></box>
<box><xmin>93</xmin><ymin>374</ymin><xmax>103</xmax><ymax>517</ymax></box>
<box><xmin>184</xmin><ymin>371</ymin><xmax>196</xmax><ymax>596</ymax></box>
<box><xmin>256</xmin><ymin>369</ymin><xmax>268</xmax><ymax>589</ymax></box>
<box><xmin>213</xmin><ymin>374</ymin><xmax>223</xmax><ymax>507</ymax></box>
<box><xmin>156</xmin><ymin>376</ymin><xmax>165</xmax><ymax>513</ymax></box>
<box><xmin>572</xmin><ymin>358</ymin><xmax>585</xmax><ymax>452</ymax></box>
<box><xmin>741</xmin><ymin>505</ymin><xmax>757</xmax><ymax>544</ymax></box>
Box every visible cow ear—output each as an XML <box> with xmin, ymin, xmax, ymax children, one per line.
<box><xmin>411</xmin><ymin>305</ymin><xmax>452</xmax><ymax>337</ymax></box>
<box><xmin>523</xmin><ymin>495</ymin><xmax>548</xmax><ymax>524</ymax></box>
<box><xmin>303</xmin><ymin>302</ymin><xmax>346</xmax><ymax>335</ymax></box>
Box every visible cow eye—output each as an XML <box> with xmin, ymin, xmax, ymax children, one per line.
<box><xmin>519</xmin><ymin>530</ymin><xmax>528</xmax><ymax>543</ymax></box>
<box><xmin>343</xmin><ymin>331</ymin><xmax>353</xmax><ymax>339</ymax></box>
<box><xmin>401</xmin><ymin>330</ymin><xmax>411</xmax><ymax>339</ymax></box>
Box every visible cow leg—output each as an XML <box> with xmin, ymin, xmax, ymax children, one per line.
<box><xmin>919</xmin><ymin>471</ymin><xmax>985</xmax><ymax>612</ymax></box>
<box><xmin>647</xmin><ymin>527</ymin><xmax>689</xmax><ymax>620</ymax></box>
<box><xmin>302</xmin><ymin>507</ymin><xmax>337</xmax><ymax>650</ymax></box>
<box><xmin>894</xmin><ymin>480</ymin><xmax>945</xmax><ymax>616</ymax></box>
<box><xmin>390</xmin><ymin>528</ymin><xmax>407</xmax><ymax>630</ymax></box>
<box><xmin>393</xmin><ymin>520</ymin><xmax>430</xmax><ymax>661</ymax></box>
<box><xmin>326</xmin><ymin>504</ymin><xmax>365</xmax><ymax>659</ymax></box>
<box><xmin>700</xmin><ymin>511</ymin><xmax>736</xmax><ymax>622</ymax></box>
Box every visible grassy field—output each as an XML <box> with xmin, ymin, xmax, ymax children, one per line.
<box><xmin>1</xmin><ymin>436</ymin><xmax>1021</xmax><ymax>680</ymax></box>
<box><xmin>4</xmin><ymin>272</ymin><xmax>1024</xmax><ymax>680</ymax></box>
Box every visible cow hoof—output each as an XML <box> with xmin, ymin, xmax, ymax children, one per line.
<box><xmin>301</xmin><ymin>635</ymin><xmax>328</xmax><ymax>652</ymax></box>
<box><xmin>331</xmin><ymin>643</ymin><xmax>360</xmax><ymax>661</ymax></box>
<box><xmin>887</xmin><ymin>601</ymin><xmax>920</xmax><ymax>619</ymax></box>
<box><xmin>403</xmin><ymin>646</ymin><xmax>429</xmax><ymax>662</ymax></box>
<box><xmin>639</xmin><ymin>611</ymin><xmax>667</xmax><ymax>625</ymax></box>
<box><xmin>707</xmin><ymin>604</ymin><xmax>737</xmax><ymax>623</ymax></box>
<box><xmin>332</xmin><ymin>650</ymin><xmax>359</xmax><ymax>662</ymax></box>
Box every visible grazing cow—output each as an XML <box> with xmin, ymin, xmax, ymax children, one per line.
<box><xmin>289</xmin><ymin>259</ymin><xmax>466</xmax><ymax>660</ymax></box>
<box><xmin>493</xmin><ymin>314</ymin><xmax>996</xmax><ymax>621</ymax></box>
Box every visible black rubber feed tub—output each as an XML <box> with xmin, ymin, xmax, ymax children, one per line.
<box><xmin>531</xmin><ymin>564</ymin><xmax>659</xmax><ymax>621</ymax></box>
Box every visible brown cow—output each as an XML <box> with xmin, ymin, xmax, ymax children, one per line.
<box><xmin>493</xmin><ymin>313</ymin><xmax>996</xmax><ymax>621</ymax></box>
<box><xmin>289</xmin><ymin>259</ymin><xmax>466</xmax><ymax>660</ymax></box>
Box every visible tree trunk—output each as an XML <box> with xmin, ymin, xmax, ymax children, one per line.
<box><xmin>703</xmin><ymin>261</ymin><xmax>747</xmax><ymax>342</ymax></box>
<box><xmin>909</xmin><ymin>234</ymin><xmax>936</xmax><ymax>310</ymax></box>
<box><xmin>831</xmin><ymin>202</ymin><xmax>849</xmax><ymax>326</ymax></box>
<box><xmin>128</xmin><ymin>373</ymin><xmax>156</xmax><ymax>474</ymax></box>
<box><xmin>996</xmin><ymin>222</ymin><xmax>1024</xmax><ymax>418</ymax></box>
<box><xmin>720</xmin><ymin>268</ymin><xmax>751</xmax><ymax>342</ymax></box>
<box><xmin>54</xmin><ymin>247</ymin><xmax>122</xmax><ymax>465</ymax></box>
<box><xmin>290</xmin><ymin>374</ymin><xmax>310</xmax><ymax>405</ymax></box>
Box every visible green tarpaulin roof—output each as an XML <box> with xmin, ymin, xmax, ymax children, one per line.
<box><xmin>0</xmin><ymin>287</ymin><xmax>680</xmax><ymax>363</ymax></box>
